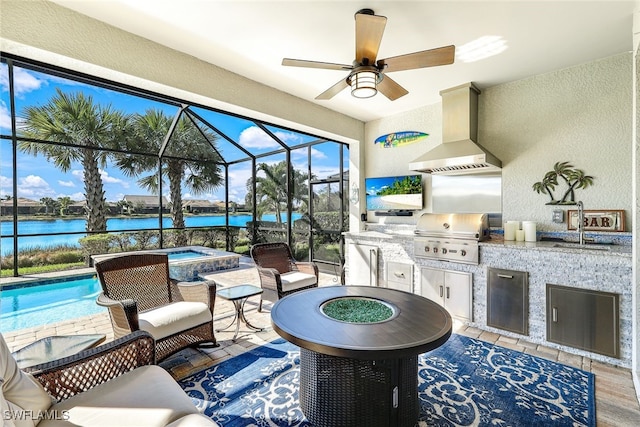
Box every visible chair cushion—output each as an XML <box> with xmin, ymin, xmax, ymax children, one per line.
<box><xmin>139</xmin><ymin>302</ymin><xmax>212</xmax><ymax>340</ymax></box>
<box><xmin>280</xmin><ymin>271</ymin><xmax>317</xmax><ymax>293</ymax></box>
<box><xmin>39</xmin><ymin>365</ymin><xmax>199</xmax><ymax>427</ymax></box>
<box><xmin>0</xmin><ymin>334</ymin><xmax>52</xmax><ymax>427</ymax></box>
<box><xmin>166</xmin><ymin>414</ymin><xmax>219</xmax><ymax>427</ymax></box>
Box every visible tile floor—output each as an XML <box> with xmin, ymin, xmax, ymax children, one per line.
<box><xmin>3</xmin><ymin>257</ymin><xmax>640</xmax><ymax>426</ymax></box>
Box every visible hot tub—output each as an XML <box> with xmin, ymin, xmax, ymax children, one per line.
<box><xmin>92</xmin><ymin>246</ymin><xmax>240</xmax><ymax>281</ymax></box>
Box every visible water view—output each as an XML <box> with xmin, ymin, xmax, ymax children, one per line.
<box><xmin>1</xmin><ymin>213</ymin><xmax>300</xmax><ymax>256</ymax></box>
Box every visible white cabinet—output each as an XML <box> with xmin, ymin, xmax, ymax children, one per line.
<box><xmin>385</xmin><ymin>261</ymin><xmax>414</xmax><ymax>293</ymax></box>
<box><xmin>347</xmin><ymin>243</ymin><xmax>378</xmax><ymax>286</ymax></box>
<box><xmin>420</xmin><ymin>267</ymin><xmax>472</xmax><ymax>321</ymax></box>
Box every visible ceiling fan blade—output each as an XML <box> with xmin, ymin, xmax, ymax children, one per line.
<box><xmin>377</xmin><ymin>75</ymin><xmax>409</xmax><ymax>101</ymax></box>
<box><xmin>355</xmin><ymin>12</ymin><xmax>387</xmax><ymax>64</ymax></box>
<box><xmin>379</xmin><ymin>45</ymin><xmax>455</xmax><ymax>73</ymax></box>
<box><xmin>315</xmin><ymin>78</ymin><xmax>349</xmax><ymax>100</ymax></box>
<box><xmin>282</xmin><ymin>58</ymin><xmax>352</xmax><ymax>71</ymax></box>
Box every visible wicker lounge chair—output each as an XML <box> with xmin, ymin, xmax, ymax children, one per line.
<box><xmin>95</xmin><ymin>253</ymin><xmax>217</xmax><ymax>361</ymax></box>
<box><xmin>1</xmin><ymin>331</ymin><xmax>218</xmax><ymax>426</ymax></box>
<box><xmin>250</xmin><ymin>242</ymin><xmax>319</xmax><ymax>311</ymax></box>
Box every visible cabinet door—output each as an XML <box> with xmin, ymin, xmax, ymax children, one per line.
<box><xmin>547</xmin><ymin>284</ymin><xmax>619</xmax><ymax>358</ymax></box>
<box><xmin>386</xmin><ymin>261</ymin><xmax>413</xmax><ymax>293</ymax></box>
<box><xmin>347</xmin><ymin>243</ymin><xmax>378</xmax><ymax>286</ymax></box>
<box><xmin>420</xmin><ymin>267</ymin><xmax>445</xmax><ymax>304</ymax></box>
<box><xmin>487</xmin><ymin>268</ymin><xmax>528</xmax><ymax>335</ymax></box>
<box><xmin>444</xmin><ymin>270</ymin><xmax>472</xmax><ymax>322</ymax></box>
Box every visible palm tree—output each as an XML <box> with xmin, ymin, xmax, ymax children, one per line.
<box><xmin>559</xmin><ymin>169</ymin><xmax>594</xmax><ymax>204</ymax></box>
<box><xmin>532</xmin><ymin>170</ymin><xmax>559</xmax><ymax>204</ymax></box>
<box><xmin>39</xmin><ymin>197</ymin><xmax>57</xmax><ymax>215</ymax></box>
<box><xmin>114</xmin><ymin>109</ymin><xmax>222</xmax><ymax>246</ymax></box>
<box><xmin>20</xmin><ymin>89</ymin><xmax>130</xmax><ymax>232</ymax></box>
<box><xmin>245</xmin><ymin>161</ymin><xmax>311</xmax><ymax>223</ymax></box>
<box><xmin>57</xmin><ymin>196</ymin><xmax>73</xmax><ymax>215</ymax></box>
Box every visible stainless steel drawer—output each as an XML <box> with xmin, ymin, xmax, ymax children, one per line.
<box><xmin>386</xmin><ymin>261</ymin><xmax>413</xmax><ymax>292</ymax></box>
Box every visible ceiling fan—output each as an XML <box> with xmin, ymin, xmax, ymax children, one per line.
<box><xmin>282</xmin><ymin>8</ymin><xmax>455</xmax><ymax>101</ymax></box>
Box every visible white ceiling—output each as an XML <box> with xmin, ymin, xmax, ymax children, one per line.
<box><xmin>52</xmin><ymin>0</ymin><xmax>635</xmax><ymax>122</ymax></box>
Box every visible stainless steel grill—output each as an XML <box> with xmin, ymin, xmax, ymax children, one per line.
<box><xmin>414</xmin><ymin>213</ymin><xmax>490</xmax><ymax>265</ymax></box>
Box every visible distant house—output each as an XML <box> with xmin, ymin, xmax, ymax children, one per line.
<box><xmin>212</xmin><ymin>200</ymin><xmax>246</xmax><ymax>213</ymax></box>
<box><xmin>0</xmin><ymin>198</ymin><xmax>42</xmax><ymax>215</ymax></box>
<box><xmin>123</xmin><ymin>195</ymin><xmax>170</xmax><ymax>214</ymax></box>
<box><xmin>68</xmin><ymin>200</ymin><xmax>86</xmax><ymax>215</ymax></box>
<box><xmin>183</xmin><ymin>199</ymin><xmax>218</xmax><ymax>214</ymax></box>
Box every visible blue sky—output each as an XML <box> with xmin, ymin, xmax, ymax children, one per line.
<box><xmin>0</xmin><ymin>63</ymin><xmax>345</xmax><ymax>203</ymax></box>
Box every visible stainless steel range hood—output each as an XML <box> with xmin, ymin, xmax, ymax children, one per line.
<box><xmin>409</xmin><ymin>82</ymin><xmax>502</xmax><ymax>175</ymax></box>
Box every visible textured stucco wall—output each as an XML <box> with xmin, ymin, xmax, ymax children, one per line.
<box><xmin>363</xmin><ymin>103</ymin><xmax>441</xmax><ymax>225</ymax></box>
<box><xmin>364</xmin><ymin>53</ymin><xmax>633</xmax><ymax>232</ymax></box>
<box><xmin>480</xmin><ymin>53</ymin><xmax>632</xmax><ymax>232</ymax></box>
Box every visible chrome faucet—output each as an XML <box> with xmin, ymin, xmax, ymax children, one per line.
<box><xmin>577</xmin><ymin>201</ymin><xmax>585</xmax><ymax>245</ymax></box>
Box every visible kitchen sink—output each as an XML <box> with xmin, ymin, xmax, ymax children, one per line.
<box><xmin>552</xmin><ymin>243</ymin><xmax>611</xmax><ymax>251</ymax></box>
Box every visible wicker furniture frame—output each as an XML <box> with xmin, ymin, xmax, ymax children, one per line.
<box><xmin>271</xmin><ymin>286</ymin><xmax>453</xmax><ymax>427</ymax></box>
<box><xmin>250</xmin><ymin>242</ymin><xmax>319</xmax><ymax>311</ymax></box>
<box><xmin>95</xmin><ymin>253</ymin><xmax>217</xmax><ymax>361</ymax></box>
<box><xmin>28</xmin><ymin>331</ymin><xmax>155</xmax><ymax>402</ymax></box>
<box><xmin>299</xmin><ymin>349</ymin><xmax>418</xmax><ymax>427</ymax></box>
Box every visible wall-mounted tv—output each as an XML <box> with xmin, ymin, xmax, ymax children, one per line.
<box><xmin>365</xmin><ymin>174</ymin><xmax>423</xmax><ymax>211</ymax></box>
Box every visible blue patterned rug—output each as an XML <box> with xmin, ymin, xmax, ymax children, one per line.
<box><xmin>179</xmin><ymin>334</ymin><xmax>595</xmax><ymax>426</ymax></box>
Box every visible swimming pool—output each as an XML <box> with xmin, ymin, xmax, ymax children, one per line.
<box><xmin>0</xmin><ymin>274</ymin><xmax>106</xmax><ymax>332</ymax></box>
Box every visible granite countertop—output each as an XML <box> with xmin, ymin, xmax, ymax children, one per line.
<box><xmin>480</xmin><ymin>237</ymin><xmax>632</xmax><ymax>257</ymax></box>
<box><xmin>346</xmin><ymin>226</ymin><xmax>632</xmax><ymax>257</ymax></box>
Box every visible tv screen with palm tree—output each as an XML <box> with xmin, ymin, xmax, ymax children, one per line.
<box><xmin>365</xmin><ymin>175</ymin><xmax>423</xmax><ymax>211</ymax></box>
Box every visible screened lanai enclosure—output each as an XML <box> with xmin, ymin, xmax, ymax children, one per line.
<box><xmin>0</xmin><ymin>54</ymin><xmax>349</xmax><ymax>278</ymax></box>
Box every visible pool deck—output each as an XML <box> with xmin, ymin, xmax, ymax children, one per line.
<box><xmin>2</xmin><ymin>257</ymin><xmax>640</xmax><ymax>425</ymax></box>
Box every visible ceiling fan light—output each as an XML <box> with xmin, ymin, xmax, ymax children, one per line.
<box><xmin>350</xmin><ymin>71</ymin><xmax>378</xmax><ymax>98</ymax></box>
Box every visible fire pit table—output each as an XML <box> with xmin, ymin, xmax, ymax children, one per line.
<box><xmin>271</xmin><ymin>286</ymin><xmax>452</xmax><ymax>427</ymax></box>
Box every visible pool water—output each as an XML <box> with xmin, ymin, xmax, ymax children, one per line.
<box><xmin>0</xmin><ymin>275</ymin><xmax>106</xmax><ymax>332</ymax></box>
<box><xmin>166</xmin><ymin>250</ymin><xmax>207</xmax><ymax>261</ymax></box>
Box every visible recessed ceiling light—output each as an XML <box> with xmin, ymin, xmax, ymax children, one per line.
<box><xmin>457</xmin><ymin>36</ymin><xmax>508</xmax><ymax>63</ymax></box>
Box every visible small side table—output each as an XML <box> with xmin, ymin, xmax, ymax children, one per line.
<box><xmin>12</xmin><ymin>334</ymin><xmax>106</xmax><ymax>369</ymax></box>
<box><xmin>216</xmin><ymin>284</ymin><xmax>264</xmax><ymax>341</ymax></box>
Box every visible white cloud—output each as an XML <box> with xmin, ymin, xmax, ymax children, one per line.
<box><xmin>0</xmin><ymin>101</ymin><xmax>11</xmax><ymax>131</ymax></box>
<box><xmin>100</xmin><ymin>170</ymin><xmax>129</xmax><ymax>187</ymax></box>
<box><xmin>59</xmin><ymin>191</ymin><xmax>84</xmax><ymax>201</ymax></box>
<box><xmin>16</xmin><ymin>174</ymin><xmax>56</xmax><ymax>199</ymax></box>
<box><xmin>238</xmin><ymin>126</ymin><xmax>280</xmax><ymax>149</ymax></box>
<box><xmin>58</xmin><ymin>180</ymin><xmax>75</xmax><ymax>188</ymax></box>
<box><xmin>71</xmin><ymin>168</ymin><xmax>130</xmax><ymax>187</ymax></box>
<box><xmin>0</xmin><ymin>175</ymin><xmax>12</xmax><ymax>197</ymax></box>
<box><xmin>0</xmin><ymin>65</ymin><xmax>45</xmax><ymax>97</ymax></box>
<box><xmin>310</xmin><ymin>147</ymin><xmax>327</xmax><ymax>159</ymax></box>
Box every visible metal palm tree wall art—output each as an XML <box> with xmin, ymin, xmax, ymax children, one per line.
<box><xmin>532</xmin><ymin>161</ymin><xmax>594</xmax><ymax>205</ymax></box>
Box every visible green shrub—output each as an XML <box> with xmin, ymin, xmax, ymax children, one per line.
<box><xmin>79</xmin><ymin>233</ymin><xmax>113</xmax><ymax>261</ymax></box>
<box><xmin>49</xmin><ymin>250</ymin><xmax>84</xmax><ymax>264</ymax></box>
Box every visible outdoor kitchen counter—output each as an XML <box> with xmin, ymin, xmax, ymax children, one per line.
<box><xmin>345</xmin><ymin>226</ymin><xmax>633</xmax><ymax>368</ymax></box>
<box><xmin>479</xmin><ymin>238</ymin><xmax>632</xmax><ymax>257</ymax></box>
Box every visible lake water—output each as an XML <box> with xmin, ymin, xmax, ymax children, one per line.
<box><xmin>1</xmin><ymin>213</ymin><xmax>298</xmax><ymax>256</ymax></box>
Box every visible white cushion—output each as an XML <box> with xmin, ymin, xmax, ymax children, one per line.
<box><xmin>166</xmin><ymin>414</ymin><xmax>218</xmax><ymax>427</ymax></box>
<box><xmin>0</xmin><ymin>334</ymin><xmax>52</xmax><ymax>427</ymax></box>
<box><xmin>280</xmin><ymin>271</ymin><xmax>317</xmax><ymax>293</ymax></box>
<box><xmin>39</xmin><ymin>365</ymin><xmax>199</xmax><ymax>427</ymax></box>
<box><xmin>138</xmin><ymin>302</ymin><xmax>212</xmax><ymax>340</ymax></box>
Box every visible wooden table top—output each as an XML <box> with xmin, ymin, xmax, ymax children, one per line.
<box><xmin>271</xmin><ymin>286</ymin><xmax>452</xmax><ymax>359</ymax></box>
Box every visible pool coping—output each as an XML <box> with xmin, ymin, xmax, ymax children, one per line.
<box><xmin>90</xmin><ymin>245</ymin><xmax>239</xmax><ymax>265</ymax></box>
<box><xmin>0</xmin><ymin>267</ymin><xmax>97</xmax><ymax>289</ymax></box>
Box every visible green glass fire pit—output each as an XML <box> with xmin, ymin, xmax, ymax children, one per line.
<box><xmin>321</xmin><ymin>297</ymin><xmax>396</xmax><ymax>324</ymax></box>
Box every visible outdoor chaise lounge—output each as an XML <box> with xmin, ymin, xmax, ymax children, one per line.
<box><xmin>250</xmin><ymin>242</ymin><xmax>319</xmax><ymax>311</ymax></box>
<box><xmin>0</xmin><ymin>330</ymin><xmax>218</xmax><ymax>427</ymax></box>
<box><xmin>95</xmin><ymin>253</ymin><xmax>217</xmax><ymax>361</ymax></box>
